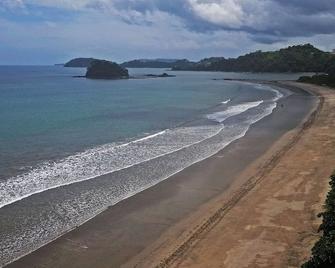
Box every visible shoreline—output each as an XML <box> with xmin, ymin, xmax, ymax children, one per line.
<box><xmin>5</xmin><ymin>81</ymin><xmax>317</xmax><ymax>268</ymax></box>
<box><xmin>121</xmin><ymin>81</ymin><xmax>321</xmax><ymax>268</ymax></box>
<box><xmin>140</xmin><ymin>81</ymin><xmax>323</xmax><ymax>267</ymax></box>
<box><xmin>147</xmin><ymin>81</ymin><xmax>335</xmax><ymax>268</ymax></box>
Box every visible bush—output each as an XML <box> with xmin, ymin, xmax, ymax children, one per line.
<box><xmin>302</xmin><ymin>174</ymin><xmax>335</xmax><ymax>267</ymax></box>
<box><xmin>297</xmin><ymin>75</ymin><xmax>335</xmax><ymax>88</ymax></box>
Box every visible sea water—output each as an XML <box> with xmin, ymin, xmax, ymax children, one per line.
<box><xmin>0</xmin><ymin>66</ymin><xmax>309</xmax><ymax>265</ymax></box>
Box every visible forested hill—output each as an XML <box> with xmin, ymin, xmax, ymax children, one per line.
<box><xmin>172</xmin><ymin>44</ymin><xmax>334</xmax><ymax>73</ymax></box>
<box><xmin>64</xmin><ymin>58</ymin><xmax>98</xmax><ymax>67</ymax></box>
<box><xmin>121</xmin><ymin>59</ymin><xmax>180</xmax><ymax>68</ymax></box>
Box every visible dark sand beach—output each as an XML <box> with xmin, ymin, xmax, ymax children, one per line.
<box><xmin>6</xmin><ymin>82</ymin><xmax>318</xmax><ymax>268</ymax></box>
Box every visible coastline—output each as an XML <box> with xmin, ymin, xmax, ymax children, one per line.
<box><xmin>146</xmin><ymin>82</ymin><xmax>335</xmax><ymax>268</ymax></box>
<box><xmin>5</xmin><ymin>81</ymin><xmax>318</xmax><ymax>268</ymax></box>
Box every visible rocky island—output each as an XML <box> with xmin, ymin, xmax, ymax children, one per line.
<box><xmin>85</xmin><ymin>60</ymin><xmax>129</xmax><ymax>79</ymax></box>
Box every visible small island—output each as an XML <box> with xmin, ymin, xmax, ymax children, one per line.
<box><xmin>71</xmin><ymin>60</ymin><xmax>176</xmax><ymax>80</ymax></box>
<box><xmin>85</xmin><ymin>60</ymin><xmax>129</xmax><ymax>79</ymax></box>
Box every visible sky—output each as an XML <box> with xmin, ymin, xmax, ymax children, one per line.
<box><xmin>0</xmin><ymin>0</ymin><xmax>335</xmax><ymax>65</ymax></box>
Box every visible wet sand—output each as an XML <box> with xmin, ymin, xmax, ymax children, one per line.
<box><xmin>145</xmin><ymin>82</ymin><xmax>335</xmax><ymax>268</ymax></box>
<box><xmin>6</xmin><ymin>82</ymin><xmax>317</xmax><ymax>268</ymax></box>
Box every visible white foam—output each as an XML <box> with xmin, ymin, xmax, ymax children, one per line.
<box><xmin>254</xmin><ymin>84</ymin><xmax>283</xmax><ymax>101</ymax></box>
<box><xmin>0</xmin><ymin>126</ymin><xmax>224</xmax><ymax>209</ymax></box>
<box><xmin>0</xmin><ymin>99</ymin><xmax>281</xmax><ymax>267</ymax></box>
<box><xmin>207</xmin><ymin>100</ymin><xmax>264</xmax><ymax>123</ymax></box>
<box><xmin>0</xmin><ymin>80</ymin><xmax>286</xmax><ymax>267</ymax></box>
<box><xmin>221</xmin><ymin>99</ymin><xmax>231</xmax><ymax>104</ymax></box>
<box><xmin>119</xmin><ymin>130</ymin><xmax>167</xmax><ymax>147</ymax></box>
<box><xmin>226</xmin><ymin>80</ymin><xmax>284</xmax><ymax>102</ymax></box>
<box><xmin>2</xmin><ymin>87</ymin><xmax>282</xmax><ymax>210</ymax></box>
<box><xmin>1</xmin><ymin>90</ymin><xmax>280</xmax><ymax>210</ymax></box>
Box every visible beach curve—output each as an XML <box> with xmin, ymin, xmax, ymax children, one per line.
<box><xmin>5</xmin><ymin>80</ymin><xmax>318</xmax><ymax>267</ymax></box>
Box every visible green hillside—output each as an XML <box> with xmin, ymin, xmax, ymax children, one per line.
<box><xmin>172</xmin><ymin>44</ymin><xmax>334</xmax><ymax>73</ymax></box>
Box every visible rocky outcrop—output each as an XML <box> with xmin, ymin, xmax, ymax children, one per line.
<box><xmin>85</xmin><ymin>60</ymin><xmax>129</xmax><ymax>79</ymax></box>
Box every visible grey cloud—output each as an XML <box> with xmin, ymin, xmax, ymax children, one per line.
<box><xmin>105</xmin><ymin>0</ymin><xmax>335</xmax><ymax>44</ymax></box>
<box><xmin>5</xmin><ymin>0</ymin><xmax>335</xmax><ymax>45</ymax></box>
<box><xmin>274</xmin><ymin>0</ymin><xmax>335</xmax><ymax>14</ymax></box>
<box><xmin>249</xmin><ymin>34</ymin><xmax>286</xmax><ymax>45</ymax></box>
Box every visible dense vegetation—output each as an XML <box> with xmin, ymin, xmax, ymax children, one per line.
<box><xmin>325</xmin><ymin>58</ymin><xmax>335</xmax><ymax>76</ymax></box>
<box><xmin>297</xmin><ymin>75</ymin><xmax>335</xmax><ymax>88</ymax></box>
<box><xmin>121</xmin><ymin>59</ymin><xmax>179</xmax><ymax>68</ymax></box>
<box><xmin>302</xmin><ymin>174</ymin><xmax>335</xmax><ymax>268</ymax></box>
<box><xmin>85</xmin><ymin>60</ymin><xmax>129</xmax><ymax>79</ymax></box>
<box><xmin>172</xmin><ymin>59</ymin><xmax>196</xmax><ymax>70</ymax></box>
<box><xmin>64</xmin><ymin>58</ymin><xmax>99</xmax><ymax>67</ymax></box>
<box><xmin>298</xmin><ymin>57</ymin><xmax>335</xmax><ymax>87</ymax></box>
<box><xmin>172</xmin><ymin>44</ymin><xmax>334</xmax><ymax>73</ymax></box>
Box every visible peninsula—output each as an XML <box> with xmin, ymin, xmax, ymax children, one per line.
<box><xmin>64</xmin><ymin>44</ymin><xmax>335</xmax><ymax>74</ymax></box>
<box><xmin>64</xmin><ymin>58</ymin><xmax>99</xmax><ymax>68</ymax></box>
<box><xmin>121</xmin><ymin>59</ymin><xmax>180</xmax><ymax>68</ymax></box>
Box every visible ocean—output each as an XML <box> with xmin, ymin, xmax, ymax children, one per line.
<box><xmin>0</xmin><ymin>66</ymin><xmax>310</xmax><ymax>266</ymax></box>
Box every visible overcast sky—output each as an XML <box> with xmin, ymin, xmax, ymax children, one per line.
<box><xmin>1</xmin><ymin>0</ymin><xmax>335</xmax><ymax>64</ymax></box>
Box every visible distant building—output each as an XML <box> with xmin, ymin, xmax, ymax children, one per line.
<box><xmin>332</xmin><ymin>49</ymin><xmax>335</xmax><ymax>54</ymax></box>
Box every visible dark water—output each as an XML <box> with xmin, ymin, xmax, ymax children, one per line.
<box><xmin>0</xmin><ymin>66</ymin><xmax>310</xmax><ymax>266</ymax></box>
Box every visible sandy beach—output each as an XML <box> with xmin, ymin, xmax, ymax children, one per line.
<box><xmin>141</xmin><ymin>82</ymin><xmax>335</xmax><ymax>268</ymax></box>
<box><xmin>7</xmin><ymin>81</ymin><xmax>333</xmax><ymax>268</ymax></box>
